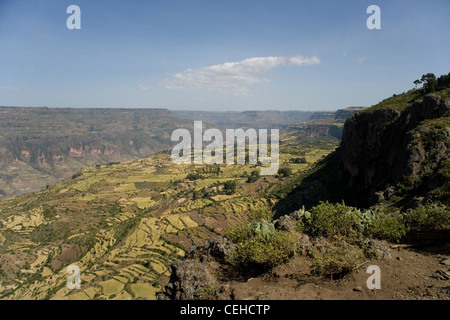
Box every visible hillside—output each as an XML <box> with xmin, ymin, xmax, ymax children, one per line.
<box><xmin>0</xmin><ymin>130</ymin><xmax>338</xmax><ymax>300</ymax></box>
<box><xmin>158</xmin><ymin>77</ymin><xmax>450</xmax><ymax>301</ymax></box>
<box><xmin>1</xmin><ymin>77</ymin><xmax>448</xmax><ymax>301</ymax></box>
<box><xmin>0</xmin><ymin>107</ymin><xmax>193</xmax><ymax>199</ymax></box>
<box><xmin>0</xmin><ymin>108</ymin><xmax>354</xmax><ymax>200</ymax></box>
<box><xmin>171</xmin><ymin>110</ymin><xmax>314</xmax><ymax>130</ymax></box>
<box><xmin>274</xmin><ymin>88</ymin><xmax>450</xmax><ymax>213</ymax></box>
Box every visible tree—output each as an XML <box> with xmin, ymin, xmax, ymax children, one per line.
<box><xmin>437</xmin><ymin>72</ymin><xmax>450</xmax><ymax>90</ymax></box>
<box><xmin>278</xmin><ymin>167</ymin><xmax>293</xmax><ymax>178</ymax></box>
<box><xmin>247</xmin><ymin>170</ymin><xmax>260</xmax><ymax>183</ymax></box>
<box><xmin>414</xmin><ymin>79</ymin><xmax>421</xmax><ymax>89</ymax></box>
<box><xmin>421</xmin><ymin>73</ymin><xmax>437</xmax><ymax>93</ymax></box>
<box><xmin>223</xmin><ymin>181</ymin><xmax>237</xmax><ymax>194</ymax></box>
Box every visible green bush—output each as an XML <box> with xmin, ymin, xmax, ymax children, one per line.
<box><xmin>71</xmin><ymin>171</ymin><xmax>82</xmax><ymax>179</ymax></box>
<box><xmin>312</xmin><ymin>245</ymin><xmax>362</xmax><ymax>279</ymax></box>
<box><xmin>296</xmin><ymin>202</ymin><xmax>409</xmax><ymax>243</ymax></box>
<box><xmin>250</xmin><ymin>207</ymin><xmax>273</xmax><ymax>222</ymax></box>
<box><xmin>196</xmin><ymin>284</ymin><xmax>217</xmax><ymax>300</ymax></box>
<box><xmin>403</xmin><ymin>204</ymin><xmax>450</xmax><ymax>232</ymax></box>
<box><xmin>247</xmin><ymin>170</ymin><xmax>260</xmax><ymax>183</ymax></box>
<box><xmin>223</xmin><ymin>181</ymin><xmax>237</xmax><ymax>194</ymax></box>
<box><xmin>226</xmin><ymin>222</ymin><xmax>296</xmax><ymax>271</ymax></box>
<box><xmin>365</xmin><ymin>214</ymin><xmax>407</xmax><ymax>243</ymax></box>
<box><xmin>186</xmin><ymin>173</ymin><xmax>204</xmax><ymax>180</ymax></box>
<box><xmin>303</xmin><ymin>202</ymin><xmax>360</xmax><ymax>239</ymax></box>
<box><xmin>278</xmin><ymin>167</ymin><xmax>293</xmax><ymax>178</ymax></box>
<box><xmin>290</xmin><ymin>157</ymin><xmax>307</xmax><ymax>164</ymax></box>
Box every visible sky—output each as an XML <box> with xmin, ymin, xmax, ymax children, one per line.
<box><xmin>0</xmin><ymin>0</ymin><xmax>449</xmax><ymax>111</ymax></box>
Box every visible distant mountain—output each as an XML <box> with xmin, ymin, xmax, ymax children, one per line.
<box><xmin>308</xmin><ymin>111</ymin><xmax>335</xmax><ymax>121</ymax></box>
<box><xmin>0</xmin><ymin>107</ymin><xmax>191</xmax><ymax>198</ymax></box>
<box><xmin>171</xmin><ymin>110</ymin><xmax>314</xmax><ymax>129</ymax></box>
<box><xmin>286</xmin><ymin>107</ymin><xmax>366</xmax><ymax>140</ymax></box>
<box><xmin>0</xmin><ymin>107</ymin><xmax>362</xmax><ymax>199</ymax></box>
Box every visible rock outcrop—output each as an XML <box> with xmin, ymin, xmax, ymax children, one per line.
<box><xmin>274</xmin><ymin>92</ymin><xmax>450</xmax><ymax>213</ymax></box>
<box><xmin>157</xmin><ymin>260</ymin><xmax>214</xmax><ymax>300</ymax></box>
<box><xmin>306</xmin><ymin>123</ymin><xmax>343</xmax><ymax>139</ymax></box>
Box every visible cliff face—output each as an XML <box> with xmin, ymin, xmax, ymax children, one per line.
<box><xmin>0</xmin><ymin>135</ymin><xmax>159</xmax><ymax>198</ymax></box>
<box><xmin>305</xmin><ymin>107</ymin><xmax>365</xmax><ymax>140</ymax></box>
<box><xmin>341</xmin><ymin>94</ymin><xmax>449</xmax><ymax>198</ymax></box>
<box><xmin>334</xmin><ymin>107</ymin><xmax>365</xmax><ymax>122</ymax></box>
<box><xmin>275</xmin><ymin>92</ymin><xmax>450</xmax><ymax>213</ymax></box>
<box><xmin>306</xmin><ymin>123</ymin><xmax>343</xmax><ymax>139</ymax></box>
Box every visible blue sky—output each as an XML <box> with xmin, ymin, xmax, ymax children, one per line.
<box><xmin>0</xmin><ymin>0</ymin><xmax>449</xmax><ymax>111</ymax></box>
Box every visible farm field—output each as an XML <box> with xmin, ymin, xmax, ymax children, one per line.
<box><xmin>0</xmin><ymin>135</ymin><xmax>339</xmax><ymax>300</ymax></box>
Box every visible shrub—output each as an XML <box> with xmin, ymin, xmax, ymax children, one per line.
<box><xmin>365</xmin><ymin>213</ymin><xmax>407</xmax><ymax>242</ymax></box>
<box><xmin>226</xmin><ymin>222</ymin><xmax>296</xmax><ymax>271</ymax></box>
<box><xmin>297</xmin><ymin>202</ymin><xmax>410</xmax><ymax>243</ymax></box>
<box><xmin>278</xmin><ymin>167</ymin><xmax>293</xmax><ymax>178</ymax></box>
<box><xmin>223</xmin><ymin>181</ymin><xmax>237</xmax><ymax>194</ymax></box>
<box><xmin>71</xmin><ymin>171</ymin><xmax>82</xmax><ymax>179</ymax></box>
<box><xmin>186</xmin><ymin>173</ymin><xmax>204</xmax><ymax>180</ymax></box>
<box><xmin>312</xmin><ymin>245</ymin><xmax>362</xmax><ymax>279</ymax></box>
<box><xmin>250</xmin><ymin>207</ymin><xmax>273</xmax><ymax>222</ymax></box>
<box><xmin>247</xmin><ymin>170</ymin><xmax>260</xmax><ymax>183</ymax></box>
<box><xmin>290</xmin><ymin>157</ymin><xmax>307</xmax><ymax>164</ymax></box>
<box><xmin>303</xmin><ymin>202</ymin><xmax>360</xmax><ymax>239</ymax></box>
<box><xmin>403</xmin><ymin>204</ymin><xmax>450</xmax><ymax>232</ymax></box>
<box><xmin>196</xmin><ymin>284</ymin><xmax>217</xmax><ymax>300</ymax></box>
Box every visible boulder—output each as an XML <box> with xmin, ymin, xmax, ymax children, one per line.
<box><xmin>157</xmin><ymin>260</ymin><xmax>214</xmax><ymax>300</ymax></box>
<box><xmin>366</xmin><ymin>239</ymin><xmax>392</xmax><ymax>259</ymax></box>
<box><xmin>207</xmin><ymin>236</ymin><xmax>236</xmax><ymax>261</ymax></box>
<box><xmin>275</xmin><ymin>215</ymin><xmax>296</xmax><ymax>233</ymax></box>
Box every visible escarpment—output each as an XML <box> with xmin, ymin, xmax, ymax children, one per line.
<box><xmin>275</xmin><ymin>92</ymin><xmax>450</xmax><ymax>213</ymax></box>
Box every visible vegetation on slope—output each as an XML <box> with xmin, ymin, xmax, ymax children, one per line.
<box><xmin>0</xmin><ymin>129</ymin><xmax>339</xmax><ymax>300</ymax></box>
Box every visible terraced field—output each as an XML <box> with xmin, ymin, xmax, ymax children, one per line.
<box><xmin>0</xmin><ymin>137</ymin><xmax>338</xmax><ymax>300</ymax></box>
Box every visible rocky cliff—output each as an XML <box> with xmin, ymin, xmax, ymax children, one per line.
<box><xmin>305</xmin><ymin>123</ymin><xmax>343</xmax><ymax>139</ymax></box>
<box><xmin>305</xmin><ymin>107</ymin><xmax>365</xmax><ymax>140</ymax></box>
<box><xmin>274</xmin><ymin>90</ymin><xmax>450</xmax><ymax>213</ymax></box>
<box><xmin>334</xmin><ymin>107</ymin><xmax>366</xmax><ymax>122</ymax></box>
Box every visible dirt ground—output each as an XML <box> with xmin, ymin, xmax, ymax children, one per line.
<box><xmin>213</xmin><ymin>242</ymin><xmax>450</xmax><ymax>300</ymax></box>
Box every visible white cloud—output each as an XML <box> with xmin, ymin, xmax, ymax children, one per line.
<box><xmin>138</xmin><ymin>84</ymin><xmax>149</xmax><ymax>91</ymax></box>
<box><xmin>159</xmin><ymin>55</ymin><xmax>320</xmax><ymax>95</ymax></box>
<box><xmin>356</xmin><ymin>56</ymin><xmax>367</xmax><ymax>63</ymax></box>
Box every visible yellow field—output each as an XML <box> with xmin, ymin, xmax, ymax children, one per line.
<box><xmin>0</xmin><ymin>139</ymin><xmax>338</xmax><ymax>300</ymax></box>
<box><xmin>100</xmin><ymin>279</ymin><xmax>125</xmax><ymax>296</ymax></box>
<box><xmin>131</xmin><ymin>283</ymin><xmax>160</xmax><ymax>300</ymax></box>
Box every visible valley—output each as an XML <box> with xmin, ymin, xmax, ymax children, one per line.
<box><xmin>0</xmin><ymin>82</ymin><xmax>448</xmax><ymax>301</ymax></box>
<box><xmin>0</xmin><ymin>107</ymin><xmax>347</xmax><ymax>199</ymax></box>
<box><xmin>0</xmin><ymin>129</ymin><xmax>338</xmax><ymax>300</ymax></box>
